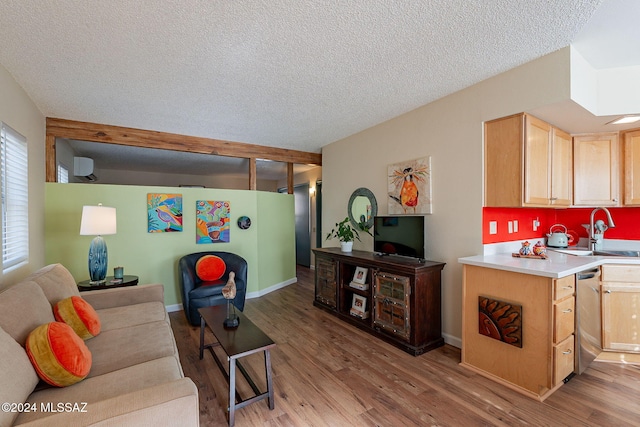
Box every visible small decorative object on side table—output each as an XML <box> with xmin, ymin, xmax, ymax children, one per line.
<box><xmin>77</xmin><ymin>275</ymin><xmax>139</xmax><ymax>292</ymax></box>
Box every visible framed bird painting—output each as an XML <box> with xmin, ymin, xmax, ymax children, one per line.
<box><xmin>147</xmin><ymin>193</ymin><xmax>183</xmax><ymax>232</ymax></box>
<box><xmin>387</xmin><ymin>156</ymin><xmax>432</xmax><ymax>214</ymax></box>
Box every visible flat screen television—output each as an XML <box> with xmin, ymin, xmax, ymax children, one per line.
<box><xmin>373</xmin><ymin>215</ymin><xmax>425</xmax><ymax>261</ymax></box>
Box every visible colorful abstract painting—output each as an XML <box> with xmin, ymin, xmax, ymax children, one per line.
<box><xmin>387</xmin><ymin>156</ymin><xmax>432</xmax><ymax>214</ymax></box>
<box><xmin>196</xmin><ymin>200</ymin><xmax>230</xmax><ymax>244</ymax></box>
<box><xmin>148</xmin><ymin>193</ymin><xmax>183</xmax><ymax>232</ymax></box>
<box><xmin>478</xmin><ymin>296</ymin><xmax>522</xmax><ymax>348</ymax></box>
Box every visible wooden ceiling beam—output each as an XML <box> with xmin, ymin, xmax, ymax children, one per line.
<box><xmin>46</xmin><ymin>117</ymin><xmax>322</xmax><ymax>166</ymax></box>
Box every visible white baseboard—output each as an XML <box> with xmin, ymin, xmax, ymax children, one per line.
<box><xmin>443</xmin><ymin>332</ymin><xmax>461</xmax><ymax>349</ymax></box>
<box><xmin>246</xmin><ymin>277</ymin><xmax>297</xmax><ymax>299</ymax></box>
<box><xmin>166</xmin><ymin>303</ymin><xmax>183</xmax><ymax>313</ymax></box>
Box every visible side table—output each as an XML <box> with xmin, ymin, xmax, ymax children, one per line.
<box><xmin>77</xmin><ymin>275</ymin><xmax>139</xmax><ymax>292</ymax></box>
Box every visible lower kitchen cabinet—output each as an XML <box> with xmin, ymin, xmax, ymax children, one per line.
<box><xmin>461</xmin><ymin>265</ymin><xmax>576</xmax><ymax>401</ymax></box>
<box><xmin>313</xmin><ymin>248</ymin><xmax>445</xmax><ymax>356</ymax></box>
<box><xmin>601</xmin><ymin>264</ymin><xmax>640</xmax><ymax>353</ymax></box>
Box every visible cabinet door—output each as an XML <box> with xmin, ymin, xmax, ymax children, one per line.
<box><xmin>573</xmin><ymin>133</ymin><xmax>620</xmax><ymax>206</ymax></box>
<box><xmin>315</xmin><ymin>257</ymin><xmax>337</xmax><ymax>308</ymax></box>
<box><xmin>554</xmin><ymin>335</ymin><xmax>575</xmax><ymax>385</ymax></box>
<box><xmin>601</xmin><ymin>283</ymin><xmax>640</xmax><ymax>352</ymax></box>
<box><xmin>554</xmin><ymin>296</ymin><xmax>575</xmax><ymax>344</ymax></box>
<box><xmin>624</xmin><ymin>129</ymin><xmax>640</xmax><ymax>205</ymax></box>
<box><xmin>523</xmin><ymin>115</ymin><xmax>551</xmax><ymax>206</ymax></box>
<box><xmin>373</xmin><ymin>272</ymin><xmax>410</xmax><ymax>340</ymax></box>
<box><xmin>550</xmin><ymin>128</ymin><xmax>572</xmax><ymax>206</ymax></box>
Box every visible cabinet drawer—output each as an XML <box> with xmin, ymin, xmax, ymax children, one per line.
<box><xmin>554</xmin><ymin>296</ymin><xmax>575</xmax><ymax>344</ymax></box>
<box><xmin>601</xmin><ymin>265</ymin><xmax>640</xmax><ymax>283</ymax></box>
<box><xmin>554</xmin><ymin>335</ymin><xmax>575</xmax><ymax>385</ymax></box>
<box><xmin>553</xmin><ymin>275</ymin><xmax>575</xmax><ymax>301</ymax></box>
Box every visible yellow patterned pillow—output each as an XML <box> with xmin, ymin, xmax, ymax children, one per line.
<box><xmin>26</xmin><ymin>322</ymin><xmax>92</xmax><ymax>387</ymax></box>
<box><xmin>54</xmin><ymin>296</ymin><xmax>101</xmax><ymax>340</ymax></box>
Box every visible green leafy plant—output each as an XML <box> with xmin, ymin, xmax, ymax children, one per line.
<box><xmin>326</xmin><ymin>217</ymin><xmax>361</xmax><ymax>242</ymax></box>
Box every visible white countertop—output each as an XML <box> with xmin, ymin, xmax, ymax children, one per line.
<box><xmin>458</xmin><ymin>250</ymin><xmax>640</xmax><ymax>278</ymax></box>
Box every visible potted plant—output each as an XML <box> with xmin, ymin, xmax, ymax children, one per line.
<box><xmin>326</xmin><ymin>217</ymin><xmax>360</xmax><ymax>252</ymax></box>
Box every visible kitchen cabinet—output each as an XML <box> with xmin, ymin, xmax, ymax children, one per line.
<box><xmin>313</xmin><ymin>248</ymin><xmax>445</xmax><ymax>356</ymax></box>
<box><xmin>573</xmin><ymin>132</ymin><xmax>620</xmax><ymax>206</ymax></box>
<box><xmin>461</xmin><ymin>265</ymin><xmax>576</xmax><ymax>400</ymax></box>
<box><xmin>601</xmin><ymin>264</ymin><xmax>640</xmax><ymax>353</ymax></box>
<box><xmin>623</xmin><ymin>129</ymin><xmax>640</xmax><ymax>205</ymax></box>
<box><xmin>485</xmin><ymin>113</ymin><xmax>572</xmax><ymax>207</ymax></box>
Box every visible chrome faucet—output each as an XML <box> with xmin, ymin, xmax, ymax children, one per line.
<box><xmin>589</xmin><ymin>207</ymin><xmax>615</xmax><ymax>251</ymax></box>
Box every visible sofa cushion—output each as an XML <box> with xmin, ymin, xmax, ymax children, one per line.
<box><xmin>27</xmin><ymin>263</ymin><xmax>80</xmax><ymax>306</ymax></box>
<box><xmin>195</xmin><ymin>254</ymin><xmax>226</xmax><ymax>281</ymax></box>
<box><xmin>17</xmin><ymin>356</ymin><xmax>184</xmax><ymax>424</ymax></box>
<box><xmin>0</xmin><ymin>326</ymin><xmax>39</xmax><ymax>427</ymax></box>
<box><xmin>26</xmin><ymin>322</ymin><xmax>92</xmax><ymax>387</ymax></box>
<box><xmin>86</xmin><ymin>320</ymin><xmax>178</xmax><ymax>377</ymax></box>
<box><xmin>97</xmin><ymin>301</ymin><xmax>168</xmax><ymax>332</ymax></box>
<box><xmin>54</xmin><ymin>296</ymin><xmax>101</xmax><ymax>340</ymax></box>
<box><xmin>0</xmin><ymin>280</ymin><xmax>55</xmax><ymax>346</ymax></box>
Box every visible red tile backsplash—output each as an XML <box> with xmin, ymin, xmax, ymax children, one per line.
<box><xmin>483</xmin><ymin>207</ymin><xmax>640</xmax><ymax>244</ymax></box>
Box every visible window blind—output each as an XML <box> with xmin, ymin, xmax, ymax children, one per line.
<box><xmin>1</xmin><ymin>122</ymin><xmax>29</xmax><ymax>270</ymax></box>
<box><xmin>57</xmin><ymin>163</ymin><xmax>69</xmax><ymax>183</ymax></box>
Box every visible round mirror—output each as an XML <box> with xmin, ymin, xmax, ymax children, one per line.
<box><xmin>348</xmin><ymin>188</ymin><xmax>377</xmax><ymax>232</ymax></box>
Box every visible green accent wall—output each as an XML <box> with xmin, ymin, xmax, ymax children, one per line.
<box><xmin>45</xmin><ymin>183</ymin><xmax>295</xmax><ymax>306</ymax></box>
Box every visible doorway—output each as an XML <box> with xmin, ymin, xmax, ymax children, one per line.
<box><xmin>293</xmin><ymin>183</ymin><xmax>311</xmax><ymax>267</ymax></box>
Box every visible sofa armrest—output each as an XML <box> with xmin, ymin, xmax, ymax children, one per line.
<box><xmin>16</xmin><ymin>378</ymin><xmax>199</xmax><ymax>427</ymax></box>
<box><xmin>81</xmin><ymin>284</ymin><xmax>165</xmax><ymax>310</ymax></box>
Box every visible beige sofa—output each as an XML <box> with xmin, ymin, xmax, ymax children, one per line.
<box><xmin>0</xmin><ymin>264</ymin><xmax>199</xmax><ymax>427</ymax></box>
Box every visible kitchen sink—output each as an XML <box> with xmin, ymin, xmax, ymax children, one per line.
<box><xmin>550</xmin><ymin>249</ymin><xmax>640</xmax><ymax>257</ymax></box>
<box><xmin>592</xmin><ymin>250</ymin><xmax>640</xmax><ymax>257</ymax></box>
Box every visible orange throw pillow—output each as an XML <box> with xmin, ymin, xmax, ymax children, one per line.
<box><xmin>26</xmin><ymin>322</ymin><xmax>92</xmax><ymax>387</ymax></box>
<box><xmin>195</xmin><ymin>255</ymin><xmax>226</xmax><ymax>281</ymax></box>
<box><xmin>54</xmin><ymin>296</ymin><xmax>101</xmax><ymax>340</ymax></box>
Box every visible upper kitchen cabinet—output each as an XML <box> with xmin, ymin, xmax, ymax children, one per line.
<box><xmin>573</xmin><ymin>133</ymin><xmax>620</xmax><ymax>207</ymax></box>
<box><xmin>623</xmin><ymin>129</ymin><xmax>640</xmax><ymax>206</ymax></box>
<box><xmin>485</xmin><ymin>113</ymin><xmax>572</xmax><ymax>207</ymax></box>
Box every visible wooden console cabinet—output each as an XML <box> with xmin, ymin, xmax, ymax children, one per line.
<box><xmin>312</xmin><ymin>248</ymin><xmax>445</xmax><ymax>356</ymax></box>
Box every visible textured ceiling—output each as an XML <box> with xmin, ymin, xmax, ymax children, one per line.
<box><xmin>0</xmin><ymin>0</ymin><xmax>609</xmax><ymax>155</ymax></box>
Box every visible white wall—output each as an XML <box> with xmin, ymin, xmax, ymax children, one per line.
<box><xmin>0</xmin><ymin>63</ymin><xmax>46</xmax><ymax>287</ymax></box>
<box><xmin>321</xmin><ymin>48</ymin><xmax>573</xmax><ymax>346</ymax></box>
<box><xmin>570</xmin><ymin>46</ymin><xmax>640</xmax><ymax>117</ymax></box>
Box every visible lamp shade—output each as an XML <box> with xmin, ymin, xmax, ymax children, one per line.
<box><xmin>80</xmin><ymin>205</ymin><xmax>117</xmax><ymax>236</ymax></box>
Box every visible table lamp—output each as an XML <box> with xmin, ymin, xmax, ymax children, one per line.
<box><xmin>80</xmin><ymin>204</ymin><xmax>117</xmax><ymax>284</ymax></box>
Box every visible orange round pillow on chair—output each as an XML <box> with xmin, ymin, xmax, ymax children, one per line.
<box><xmin>54</xmin><ymin>296</ymin><xmax>101</xmax><ymax>340</ymax></box>
<box><xmin>195</xmin><ymin>255</ymin><xmax>226</xmax><ymax>281</ymax></box>
<box><xmin>26</xmin><ymin>322</ymin><xmax>92</xmax><ymax>387</ymax></box>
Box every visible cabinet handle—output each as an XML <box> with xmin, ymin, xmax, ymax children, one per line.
<box><xmin>605</xmin><ymin>290</ymin><xmax>611</xmax><ymax>294</ymax></box>
<box><xmin>562</xmin><ymin>308</ymin><xmax>573</xmax><ymax>313</ymax></box>
<box><xmin>613</xmin><ymin>198</ymin><xmax>618</xmax><ymax>202</ymax></box>
<box><xmin>562</xmin><ymin>285</ymin><xmax>574</xmax><ymax>290</ymax></box>
<box><xmin>563</xmin><ymin>349</ymin><xmax>573</xmax><ymax>355</ymax></box>
<box><xmin>550</xmin><ymin>197</ymin><xmax>558</xmax><ymax>201</ymax></box>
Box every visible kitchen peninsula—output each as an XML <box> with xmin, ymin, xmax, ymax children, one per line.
<box><xmin>459</xmin><ymin>250</ymin><xmax>640</xmax><ymax>401</ymax></box>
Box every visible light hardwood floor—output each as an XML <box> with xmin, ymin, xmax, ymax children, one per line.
<box><xmin>170</xmin><ymin>266</ymin><xmax>640</xmax><ymax>426</ymax></box>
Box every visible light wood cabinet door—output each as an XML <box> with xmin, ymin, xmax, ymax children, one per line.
<box><xmin>554</xmin><ymin>297</ymin><xmax>575</xmax><ymax>344</ymax></box>
<box><xmin>573</xmin><ymin>133</ymin><xmax>620</xmax><ymax>206</ymax></box>
<box><xmin>485</xmin><ymin>113</ymin><xmax>571</xmax><ymax>207</ymax></box>
<box><xmin>623</xmin><ymin>129</ymin><xmax>640</xmax><ymax>205</ymax></box>
<box><xmin>554</xmin><ymin>335</ymin><xmax>575</xmax><ymax>385</ymax></box>
<box><xmin>550</xmin><ymin>128</ymin><xmax>572</xmax><ymax>206</ymax></box>
<box><xmin>601</xmin><ymin>283</ymin><xmax>640</xmax><ymax>353</ymax></box>
<box><xmin>524</xmin><ymin>115</ymin><xmax>552</xmax><ymax>205</ymax></box>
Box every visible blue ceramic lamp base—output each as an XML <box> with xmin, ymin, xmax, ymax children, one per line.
<box><xmin>88</xmin><ymin>235</ymin><xmax>108</xmax><ymax>284</ymax></box>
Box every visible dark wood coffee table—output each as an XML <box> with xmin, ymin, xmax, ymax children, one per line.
<box><xmin>198</xmin><ymin>305</ymin><xmax>275</xmax><ymax>426</ymax></box>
